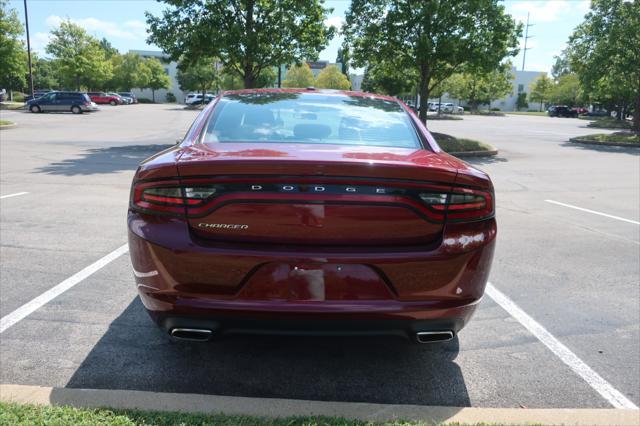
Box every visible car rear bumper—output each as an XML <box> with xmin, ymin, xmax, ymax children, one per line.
<box><xmin>128</xmin><ymin>212</ymin><xmax>496</xmax><ymax>339</ymax></box>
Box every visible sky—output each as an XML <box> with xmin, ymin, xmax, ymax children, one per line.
<box><xmin>9</xmin><ymin>0</ymin><xmax>593</xmax><ymax>74</ymax></box>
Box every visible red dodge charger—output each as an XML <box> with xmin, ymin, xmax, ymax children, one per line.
<box><xmin>128</xmin><ymin>89</ymin><xmax>496</xmax><ymax>343</ymax></box>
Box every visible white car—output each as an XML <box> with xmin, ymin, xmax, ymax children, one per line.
<box><xmin>185</xmin><ymin>93</ymin><xmax>214</xmax><ymax>105</ymax></box>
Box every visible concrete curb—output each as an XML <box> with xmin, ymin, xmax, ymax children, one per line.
<box><xmin>1</xmin><ymin>384</ymin><xmax>638</xmax><ymax>425</ymax></box>
<box><xmin>569</xmin><ymin>137</ymin><xmax>639</xmax><ymax>148</ymax></box>
<box><xmin>0</xmin><ymin>122</ymin><xmax>16</xmax><ymax>130</ymax></box>
<box><xmin>449</xmin><ymin>149</ymin><xmax>499</xmax><ymax>158</ymax></box>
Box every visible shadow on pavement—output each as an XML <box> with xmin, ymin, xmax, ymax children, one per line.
<box><xmin>560</xmin><ymin>141</ymin><xmax>640</xmax><ymax>156</ymax></box>
<box><xmin>63</xmin><ymin>297</ymin><xmax>470</xmax><ymax>406</ymax></box>
<box><xmin>35</xmin><ymin>144</ymin><xmax>174</xmax><ymax>175</ymax></box>
<box><xmin>464</xmin><ymin>155</ymin><xmax>509</xmax><ymax>166</ymax></box>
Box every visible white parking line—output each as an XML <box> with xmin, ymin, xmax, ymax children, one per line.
<box><xmin>0</xmin><ymin>244</ymin><xmax>129</xmax><ymax>334</ymax></box>
<box><xmin>486</xmin><ymin>283</ymin><xmax>638</xmax><ymax>409</ymax></box>
<box><xmin>0</xmin><ymin>192</ymin><xmax>29</xmax><ymax>200</ymax></box>
<box><xmin>545</xmin><ymin>200</ymin><xmax>640</xmax><ymax>225</ymax></box>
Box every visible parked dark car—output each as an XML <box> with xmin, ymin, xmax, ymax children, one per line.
<box><xmin>548</xmin><ymin>105</ymin><xmax>578</xmax><ymax>118</ymax></box>
<box><xmin>128</xmin><ymin>89</ymin><xmax>497</xmax><ymax>344</ymax></box>
<box><xmin>587</xmin><ymin>110</ymin><xmax>610</xmax><ymax>117</ymax></box>
<box><xmin>24</xmin><ymin>89</ymin><xmax>53</xmax><ymax>102</ymax></box>
<box><xmin>87</xmin><ymin>92</ymin><xmax>122</xmax><ymax>105</ymax></box>
<box><xmin>118</xmin><ymin>92</ymin><xmax>138</xmax><ymax>104</ymax></box>
<box><xmin>27</xmin><ymin>91</ymin><xmax>97</xmax><ymax>114</ymax></box>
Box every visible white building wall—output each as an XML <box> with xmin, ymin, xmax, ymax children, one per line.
<box><xmin>128</xmin><ymin>50</ymin><xmax>187</xmax><ymax>103</ymax></box>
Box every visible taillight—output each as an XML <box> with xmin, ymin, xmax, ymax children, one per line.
<box><xmin>418</xmin><ymin>187</ymin><xmax>494</xmax><ymax>222</ymax></box>
<box><xmin>131</xmin><ymin>181</ymin><xmax>217</xmax><ymax>216</ymax></box>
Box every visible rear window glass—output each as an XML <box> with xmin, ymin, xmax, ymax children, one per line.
<box><xmin>202</xmin><ymin>93</ymin><xmax>421</xmax><ymax>148</ymax></box>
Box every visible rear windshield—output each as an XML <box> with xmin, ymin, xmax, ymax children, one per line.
<box><xmin>202</xmin><ymin>92</ymin><xmax>421</xmax><ymax>148</ymax></box>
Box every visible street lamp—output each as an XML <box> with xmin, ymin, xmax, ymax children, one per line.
<box><xmin>23</xmin><ymin>0</ymin><xmax>34</xmax><ymax>98</ymax></box>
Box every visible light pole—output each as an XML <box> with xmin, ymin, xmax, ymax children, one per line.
<box><xmin>23</xmin><ymin>0</ymin><xmax>34</xmax><ymax>98</ymax></box>
<box><xmin>521</xmin><ymin>12</ymin><xmax>534</xmax><ymax>71</ymax></box>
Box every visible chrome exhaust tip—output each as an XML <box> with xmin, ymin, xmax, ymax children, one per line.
<box><xmin>416</xmin><ymin>331</ymin><xmax>454</xmax><ymax>343</ymax></box>
<box><xmin>170</xmin><ymin>328</ymin><xmax>213</xmax><ymax>342</ymax></box>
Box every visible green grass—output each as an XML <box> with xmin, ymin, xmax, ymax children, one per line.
<box><xmin>0</xmin><ymin>102</ymin><xmax>25</xmax><ymax>110</ymax></box>
<box><xmin>573</xmin><ymin>132</ymin><xmax>639</xmax><ymax>145</ymax></box>
<box><xmin>505</xmin><ymin>111</ymin><xmax>546</xmax><ymax>116</ymax></box>
<box><xmin>0</xmin><ymin>120</ymin><xmax>13</xmax><ymax>126</ymax></box>
<box><xmin>431</xmin><ymin>132</ymin><xmax>494</xmax><ymax>153</ymax></box>
<box><xmin>0</xmin><ymin>401</ymin><xmax>516</xmax><ymax>426</ymax></box>
<box><xmin>579</xmin><ymin>116</ymin><xmax>632</xmax><ymax>130</ymax></box>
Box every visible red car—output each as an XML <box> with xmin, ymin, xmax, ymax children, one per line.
<box><xmin>128</xmin><ymin>89</ymin><xmax>496</xmax><ymax>343</ymax></box>
<box><xmin>87</xmin><ymin>92</ymin><xmax>122</xmax><ymax>105</ymax></box>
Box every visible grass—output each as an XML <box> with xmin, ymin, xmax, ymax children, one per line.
<box><xmin>505</xmin><ymin>111</ymin><xmax>547</xmax><ymax>116</ymax></box>
<box><xmin>468</xmin><ymin>110</ymin><xmax>505</xmax><ymax>117</ymax></box>
<box><xmin>0</xmin><ymin>401</ymin><xmax>515</xmax><ymax>426</ymax></box>
<box><xmin>0</xmin><ymin>120</ymin><xmax>14</xmax><ymax>126</ymax></box>
<box><xmin>0</xmin><ymin>102</ymin><xmax>25</xmax><ymax>110</ymax></box>
<box><xmin>431</xmin><ymin>132</ymin><xmax>495</xmax><ymax>153</ymax></box>
<box><xmin>572</xmin><ymin>132</ymin><xmax>639</xmax><ymax>145</ymax></box>
<box><xmin>579</xmin><ymin>116</ymin><xmax>632</xmax><ymax>130</ymax></box>
<box><xmin>426</xmin><ymin>114</ymin><xmax>463</xmax><ymax>121</ymax></box>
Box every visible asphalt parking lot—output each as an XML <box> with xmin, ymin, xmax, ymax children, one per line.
<box><xmin>1</xmin><ymin>105</ymin><xmax>638</xmax><ymax>410</ymax></box>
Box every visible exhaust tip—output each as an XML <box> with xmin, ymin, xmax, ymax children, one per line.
<box><xmin>416</xmin><ymin>331</ymin><xmax>454</xmax><ymax>343</ymax></box>
<box><xmin>170</xmin><ymin>328</ymin><xmax>213</xmax><ymax>342</ymax></box>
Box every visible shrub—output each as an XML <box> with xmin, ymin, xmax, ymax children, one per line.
<box><xmin>165</xmin><ymin>92</ymin><xmax>176</xmax><ymax>103</ymax></box>
<box><xmin>490</xmin><ymin>107</ymin><xmax>501</xmax><ymax>111</ymax></box>
<box><xmin>137</xmin><ymin>98</ymin><xmax>154</xmax><ymax>103</ymax></box>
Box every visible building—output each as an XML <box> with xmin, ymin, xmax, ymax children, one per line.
<box><xmin>488</xmin><ymin>68</ymin><xmax>545</xmax><ymax>112</ymax></box>
<box><xmin>128</xmin><ymin>50</ymin><xmax>186</xmax><ymax>103</ymax></box>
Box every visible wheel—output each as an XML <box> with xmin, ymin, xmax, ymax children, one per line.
<box><xmin>109</xmin><ymin>100</ymin><xmax>117</xmax><ymax>106</ymax></box>
<box><xmin>71</xmin><ymin>105</ymin><xmax>82</xmax><ymax>114</ymax></box>
<box><xmin>30</xmin><ymin>104</ymin><xmax>41</xmax><ymax>113</ymax></box>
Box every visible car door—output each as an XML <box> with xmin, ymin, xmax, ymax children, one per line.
<box><xmin>38</xmin><ymin>93</ymin><xmax>57</xmax><ymax>111</ymax></box>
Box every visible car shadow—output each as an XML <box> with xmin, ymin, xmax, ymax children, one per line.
<box><xmin>60</xmin><ymin>297</ymin><xmax>470</xmax><ymax>406</ymax></box>
<box><xmin>35</xmin><ymin>144</ymin><xmax>174</xmax><ymax>175</ymax></box>
<box><xmin>560</xmin><ymin>141</ymin><xmax>640</xmax><ymax>156</ymax></box>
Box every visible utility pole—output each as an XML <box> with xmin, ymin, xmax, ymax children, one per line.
<box><xmin>521</xmin><ymin>12</ymin><xmax>534</xmax><ymax>71</ymax></box>
<box><xmin>23</xmin><ymin>0</ymin><xmax>34</xmax><ymax>98</ymax></box>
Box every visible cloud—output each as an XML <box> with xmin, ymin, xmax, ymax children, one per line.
<box><xmin>508</xmin><ymin>0</ymin><xmax>590</xmax><ymax>23</ymax></box>
<box><xmin>44</xmin><ymin>15</ymin><xmax>147</xmax><ymax>40</ymax></box>
<box><xmin>324</xmin><ymin>16</ymin><xmax>344</xmax><ymax>30</ymax></box>
<box><xmin>30</xmin><ymin>32</ymin><xmax>53</xmax><ymax>54</ymax></box>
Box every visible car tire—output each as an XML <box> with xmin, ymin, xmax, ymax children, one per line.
<box><xmin>29</xmin><ymin>105</ymin><xmax>41</xmax><ymax>113</ymax></box>
<box><xmin>109</xmin><ymin>100</ymin><xmax>117</xmax><ymax>106</ymax></box>
<box><xmin>71</xmin><ymin>105</ymin><xmax>82</xmax><ymax>114</ymax></box>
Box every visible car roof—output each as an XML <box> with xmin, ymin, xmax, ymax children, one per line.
<box><xmin>220</xmin><ymin>88</ymin><xmax>400</xmax><ymax>103</ymax></box>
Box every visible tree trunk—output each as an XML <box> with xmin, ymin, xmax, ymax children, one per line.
<box><xmin>243</xmin><ymin>72</ymin><xmax>256</xmax><ymax>89</ymax></box>
<box><xmin>633</xmin><ymin>93</ymin><xmax>640</xmax><ymax>133</ymax></box>
<box><xmin>418</xmin><ymin>69</ymin><xmax>430</xmax><ymax>124</ymax></box>
<box><xmin>152</xmin><ymin>89</ymin><xmax>155</xmax><ymax>103</ymax></box>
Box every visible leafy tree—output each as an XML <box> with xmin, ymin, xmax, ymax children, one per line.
<box><xmin>0</xmin><ymin>0</ymin><xmax>28</xmax><ymax>96</ymax></box>
<box><xmin>516</xmin><ymin>92</ymin><xmax>528</xmax><ymax>111</ymax></box>
<box><xmin>177</xmin><ymin>56</ymin><xmax>220</xmax><ymax>98</ymax></box>
<box><xmin>315</xmin><ymin>65</ymin><xmax>351</xmax><ymax>90</ymax></box>
<box><xmin>336</xmin><ymin>46</ymin><xmax>351</xmax><ymax>78</ymax></box>
<box><xmin>361</xmin><ymin>60</ymin><xmax>417</xmax><ymax>96</ymax></box>
<box><xmin>147</xmin><ymin>0</ymin><xmax>335</xmax><ymax>88</ymax></box>
<box><xmin>529</xmin><ymin>74</ymin><xmax>553</xmax><ymax>111</ymax></box>
<box><xmin>46</xmin><ymin>20</ymin><xmax>112</xmax><ymax>90</ymax></box>
<box><xmin>567</xmin><ymin>0</ymin><xmax>639</xmax><ymax>131</ymax></box>
<box><xmin>143</xmin><ymin>57</ymin><xmax>171</xmax><ymax>102</ymax></box>
<box><xmin>32</xmin><ymin>56</ymin><xmax>60</xmax><ymax>90</ymax></box>
<box><xmin>344</xmin><ymin>0</ymin><xmax>521</xmax><ymax>123</ymax></box>
<box><xmin>548</xmin><ymin>73</ymin><xmax>583</xmax><ymax>107</ymax></box>
<box><xmin>99</xmin><ymin>38</ymin><xmax>119</xmax><ymax>59</ymax></box>
<box><xmin>551</xmin><ymin>50</ymin><xmax>571</xmax><ymax>80</ymax></box>
<box><xmin>447</xmin><ymin>63</ymin><xmax>514</xmax><ymax>111</ymax></box>
<box><xmin>111</xmin><ymin>52</ymin><xmax>150</xmax><ymax>91</ymax></box>
<box><xmin>282</xmin><ymin>63</ymin><xmax>315</xmax><ymax>88</ymax></box>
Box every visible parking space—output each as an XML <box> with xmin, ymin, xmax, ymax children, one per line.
<box><xmin>1</xmin><ymin>106</ymin><xmax>638</xmax><ymax>409</ymax></box>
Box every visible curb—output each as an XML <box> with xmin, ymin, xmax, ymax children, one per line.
<box><xmin>2</xmin><ymin>384</ymin><xmax>638</xmax><ymax>425</ymax></box>
<box><xmin>448</xmin><ymin>149</ymin><xmax>498</xmax><ymax>158</ymax></box>
<box><xmin>0</xmin><ymin>122</ymin><xmax>16</xmax><ymax>130</ymax></box>
<box><xmin>569</xmin><ymin>137</ymin><xmax>639</xmax><ymax>148</ymax></box>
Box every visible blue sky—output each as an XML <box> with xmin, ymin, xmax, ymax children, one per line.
<box><xmin>9</xmin><ymin>0</ymin><xmax>592</xmax><ymax>74</ymax></box>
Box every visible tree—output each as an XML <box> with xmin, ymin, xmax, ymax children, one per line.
<box><xmin>344</xmin><ymin>0</ymin><xmax>521</xmax><ymax>123</ymax></box>
<box><xmin>111</xmin><ymin>52</ymin><xmax>150</xmax><ymax>90</ymax></box>
<box><xmin>0</xmin><ymin>0</ymin><xmax>28</xmax><ymax>96</ymax></box>
<box><xmin>516</xmin><ymin>92</ymin><xmax>528</xmax><ymax>111</ymax></box>
<box><xmin>361</xmin><ymin>60</ymin><xmax>417</xmax><ymax>95</ymax></box>
<box><xmin>147</xmin><ymin>0</ymin><xmax>335</xmax><ymax>88</ymax></box>
<box><xmin>447</xmin><ymin>63</ymin><xmax>514</xmax><ymax>111</ymax></box>
<box><xmin>143</xmin><ymin>57</ymin><xmax>171</xmax><ymax>102</ymax></box>
<box><xmin>177</xmin><ymin>57</ymin><xmax>220</xmax><ymax>98</ymax></box>
<box><xmin>46</xmin><ymin>20</ymin><xmax>112</xmax><ymax>90</ymax></box>
<box><xmin>315</xmin><ymin>65</ymin><xmax>351</xmax><ymax>90</ymax></box>
<box><xmin>548</xmin><ymin>73</ymin><xmax>582</xmax><ymax>107</ymax></box>
<box><xmin>282</xmin><ymin>63</ymin><xmax>315</xmax><ymax>88</ymax></box>
<box><xmin>336</xmin><ymin>46</ymin><xmax>351</xmax><ymax>78</ymax></box>
<box><xmin>567</xmin><ymin>0</ymin><xmax>640</xmax><ymax>131</ymax></box>
<box><xmin>32</xmin><ymin>56</ymin><xmax>60</xmax><ymax>90</ymax></box>
<box><xmin>551</xmin><ymin>50</ymin><xmax>571</xmax><ymax>80</ymax></box>
<box><xmin>99</xmin><ymin>38</ymin><xmax>119</xmax><ymax>59</ymax></box>
<box><xmin>529</xmin><ymin>74</ymin><xmax>553</xmax><ymax>111</ymax></box>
